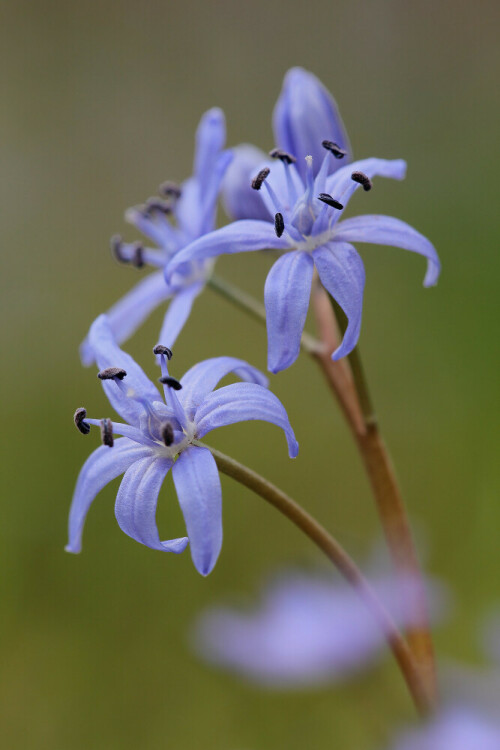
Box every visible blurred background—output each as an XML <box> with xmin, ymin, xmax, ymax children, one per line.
<box><xmin>1</xmin><ymin>0</ymin><xmax>499</xmax><ymax>747</ymax></box>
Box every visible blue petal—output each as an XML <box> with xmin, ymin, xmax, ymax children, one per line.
<box><xmin>312</xmin><ymin>242</ymin><xmax>366</xmax><ymax>360</ymax></box>
<box><xmin>179</xmin><ymin>356</ymin><xmax>268</xmax><ymax>417</ymax></box>
<box><xmin>325</xmin><ymin>158</ymin><xmax>407</xmax><ymax>214</ymax></box>
<box><xmin>193</xmin><ymin>108</ymin><xmax>226</xmax><ymax>187</ymax></box>
<box><xmin>86</xmin><ymin>315</ymin><xmax>162</xmax><ymax>425</ymax></box>
<box><xmin>222</xmin><ymin>144</ymin><xmax>272</xmax><ymax>221</ymax></box>
<box><xmin>80</xmin><ymin>272</ymin><xmax>171</xmax><ymax>367</ymax></box>
<box><xmin>273</xmin><ymin>67</ymin><xmax>352</xmax><ymax>179</ymax></box>
<box><xmin>333</xmin><ymin>215</ymin><xmax>441</xmax><ymax>287</ymax></box>
<box><xmin>66</xmin><ymin>438</ymin><xmax>151</xmax><ymax>554</ymax></box>
<box><xmin>167</xmin><ymin>220</ymin><xmax>288</xmax><ymax>278</ymax></box>
<box><xmin>115</xmin><ymin>454</ymin><xmax>189</xmax><ymax>553</ymax></box>
<box><xmin>194</xmin><ymin>382</ymin><xmax>299</xmax><ymax>458</ymax></box>
<box><xmin>264</xmin><ymin>251</ymin><xmax>314</xmax><ymax>373</ymax></box>
<box><xmin>172</xmin><ymin>445</ymin><xmax>222</xmax><ymax>576</ymax></box>
<box><xmin>157</xmin><ymin>280</ymin><xmax>204</xmax><ymax>349</ymax></box>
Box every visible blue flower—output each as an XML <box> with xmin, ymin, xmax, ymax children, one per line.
<box><xmin>69</xmin><ymin>316</ymin><xmax>298</xmax><ymax>575</ymax></box>
<box><xmin>170</xmin><ymin>71</ymin><xmax>440</xmax><ymax>374</ymax></box>
<box><xmin>80</xmin><ymin>108</ymin><xmax>233</xmax><ymax>366</ymax></box>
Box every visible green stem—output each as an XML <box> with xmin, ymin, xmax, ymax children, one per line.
<box><xmin>196</xmin><ymin>442</ymin><xmax>434</xmax><ymax>717</ymax></box>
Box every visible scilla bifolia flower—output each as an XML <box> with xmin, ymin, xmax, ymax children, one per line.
<box><xmin>80</xmin><ymin>108</ymin><xmax>232</xmax><ymax>366</ymax></box>
<box><xmin>170</xmin><ymin>69</ymin><xmax>440</xmax><ymax>373</ymax></box>
<box><xmin>69</xmin><ymin>316</ymin><xmax>298</xmax><ymax>575</ymax></box>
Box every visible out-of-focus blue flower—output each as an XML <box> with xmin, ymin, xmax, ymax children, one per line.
<box><xmin>169</xmin><ymin>71</ymin><xmax>440</xmax><ymax>373</ymax></box>
<box><xmin>388</xmin><ymin>708</ymin><xmax>500</xmax><ymax>750</ymax></box>
<box><xmin>80</xmin><ymin>108</ymin><xmax>232</xmax><ymax>366</ymax></box>
<box><xmin>192</xmin><ymin>569</ymin><xmax>435</xmax><ymax>687</ymax></box>
<box><xmin>69</xmin><ymin>315</ymin><xmax>298</xmax><ymax>576</ymax></box>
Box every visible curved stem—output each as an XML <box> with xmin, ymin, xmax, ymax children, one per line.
<box><xmin>197</xmin><ymin>442</ymin><xmax>434</xmax><ymax>717</ymax></box>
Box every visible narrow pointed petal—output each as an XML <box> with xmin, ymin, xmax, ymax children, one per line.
<box><xmin>157</xmin><ymin>280</ymin><xmax>204</xmax><ymax>349</ymax></box>
<box><xmin>172</xmin><ymin>446</ymin><xmax>222</xmax><ymax>576</ymax></box>
<box><xmin>273</xmin><ymin>67</ymin><xmax>352</xmax><ymax>179</ymax></box>
<box><xmin>333</xmin><ymin>215</ymin><xmax>441</xmax><ymax>287</ymax></box>
<box><xmin>313</xmin><ymin>242</ymin><xmax>365</xmax><ymax>360</ymax></box>
<box><xmin>193</xmin><ymin>108</ymin><xmax>226</xmax><ymax>187</ymax></box>
<box><xmin>167</xmin><ymin>220</ymin><xmax>288</xmax><ymax>279</ymax></box>
<box><xmin>115</xmin><ymin>455</ymin><xmax>189</xmax><ymax>553</ymax></box>
<box><xmin>194</xmin><ymin>382</ymin><xmax>299</xmax><ymax>458</ymax></box>
<box><xmin>222</xmin><ymin>144</ymin><xmax>272</xmax><ymax>221</ymax></box>
<box><xmin>325</xmin><ymin>158</ymin><xmax>407</xmax><ymax>211</ymax></box>
<box><xmin>80</xmin><ymin>273</ymin><xmax>171</xmax><ymax>366</ymax></box>
<box><xmin>264</xmin><ymin>251</ymin><xmax>314</xmax><ymax>373</ymax></box>
<box><xmin>87</xmin><ymin>315</ymin><xmax>162</xmax><ymax>425</ymax></box>
<box><xmin>179</xmin><ymin>357</ymin><xmax>268</xmax><ymax>415</ymax></box>
<box><xmin>67</xmin><ymin>438</ymin><xmax>151</xmax><ymax>554</ymax></box>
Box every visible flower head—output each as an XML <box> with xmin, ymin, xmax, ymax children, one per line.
<box><xmin>69</xmin><ymin>315</ymin><xmax>298</xmax><ymax>575</ymax></box>
<box><xmin>80</xmin><ymin>108</ymin><xmax>232</xmax><ymax>366</ymax></box>
<box><xmin>169</xmin><ymin>70</ymin><xmax>440</xmax><ymax>374</ymax></box>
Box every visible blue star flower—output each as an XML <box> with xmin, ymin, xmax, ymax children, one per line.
<box><xmin>169</xmin><ymin>70</ymin><xmax>440</xmax><ymax>374</ymax></box>
<box><xmin>69</xmin><ymin>316</ymin><xmax>298</xmax><ymax>575</ymax></box>
<box><xmin>80</xmin><ymin>108</ymin><xmax>233</xmax><ymax>366</ymax></box>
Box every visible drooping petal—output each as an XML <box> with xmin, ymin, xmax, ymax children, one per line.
<box><xmin>194</xmin><ymin>382</ymin><xmax>299</xmax><ymax>458</ymax></box>
<box><xmin>166</xmin><ymin>220</ymin><xmax>288</xmax><ymax>279</ymax></box>
<box><xmin>66</xmin><ymin>438</ymin><xmax>151</xmax><ymax>554</ymax></box>
<box><xmin>193</xmin><ymin>108</ymin><xmax>226</xmax><ymax>188</ymax></box>
<box><xmin>264</xmin><ymin>251</ymin><xmax>314</xmax><ymax>373</ymax></box>
<box><xmin>179</xmin><ymin>357</ymin><xmax>268</xmax><ymax>415</ymax></box>
<box><xmin>222</xmin><ymin>144</ymin><xmax>272</xmax><ymax>221</ymax></box>
<box><xmin>333</xmin><ymin>215</ymin><xmax>441</xmax><ymax>287</ymax></box>
<box><xmin>312</xmin><ymin>242</ymin><xmax>365</xmax><ymax>360</ymax></box>
<box><xmin>157</xmin><ymin>280</ymin><xmax>204</xmax><ymax>349</ymax></box>
<box><xmin>272</xmin><ymin>67</ymin><xmax>352</xmax><ymax>180</ymax></box>
<box><xmin>80</xmin><ymin>272</ymin><xmax>172</xmax><ymax>366</ymax></box>
<box><xmin>114</xmin><ymin>454</ymin><xmax>189</xmax><ymax>553</ymax></box>
<box><xmin>86</xmin><ymin>315</ymin><xmax>162</xmax><ymax>425</ymax></box>
<box><xmin>172</xmin><ymin>445</ymin><xmax>222</xmax><ymax>576</ymax></box>
<box><xmin>325</xmin><ymin>157</ymin><xmax>407</xmax><ymax>213</ymax></box>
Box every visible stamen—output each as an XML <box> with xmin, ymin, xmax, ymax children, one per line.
<box><xmin>158</xmin><ymin>375</ymin><xmax>182</xmax><ymax>391</ymax></box>
<box><xmin>351</xmin><ymin>171</ymin><xmax>373</xmax><ymax>191</ymax></box>
<box><xmin>159</xmin><ymin>181</ymin><xmax>182</xmax><ymax>199</ymax></box>
<box><xmin>269</xmin><ymin>148</ymin><xmax>296</xmax><ymax>164</ymax></box>
<box><xmin>74</xmin><ymin>407</ymin><xmax>90</xmax><ymax>435</ymax></box>
<box><xmin>317</xmin><ymin>193</ymin><xmax>344</xmax><ymax>210</ymax></box>
<box><xmin>161</xmin><ymin>422</ymin><xmax>174</xmax><ymax>447</ymax></box>
<box><xmin>143</xmin><ymin>198</ymin><xmax>173</xmax><ymax>216</ymax></box>
<box><xmin>97</xmin><ymin>367</ymin><xmax>127</xmax><ymax>381</ymax></box>
<box><xmin>100</xmin><ymin>418</ymin><xmax>114</xmax><ymax>447</ymax></box>
<box><xmin>130</xmin><ymin>242</ymin><xmax>145</xmax><ymax>269</ymax></box>
<box><xmin>322</xmin><ymin>140</ymin><xmax>347</xmax><ymax>159</ymax></box>
<box><xmin>274</xmin><ymin>212</ymin><xmax>285</xmax><ymax>238</ymax></box>
<box><xmin>251</xmin><ymin>168</ymin><xmax>270</xmax><ymax>190</ymax></box>
<box><xmin>153</xmin><ymin>345</ymin><xmax>173</xmax><ymax>359</ymax></box>
<box><xmin>110</xmin><ymin>235</ymin><xmax>127</xmax><ymax>264</ymax></box>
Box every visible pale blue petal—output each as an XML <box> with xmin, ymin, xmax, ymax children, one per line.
<box><xmin>80</xmin><ymin>272</ymin><xmax>171</xmax><ymax>366</ymax></box>
<box><xmin>273</xmin><ymin>67</ymin><xmax>352</xmax><ymax>179</ymax></box>
<box><xmin>222</xmin><ymin>144</ymin><xmax>272</xmax><ymax>221</ymax></box>
<box><xmin>313</xmin><ymin>242</ymin><xmax>365</xmax><ymax>360</ymax></box>
<box><xmin>66</xmin><ymin>438</ymin><xmax>151</xmax><ymax>554</ymax></box>
<box><xmin>115</xmin><ymin>454</ymin><xmax>189</xmax><ymax>553</ymax></box>
<box><xmin>193</xmin><ymin>108</ymin><xmax>226</xmax><ymax>187</ymax></box>
<box><xmin>172</xmin><ymin>446</ymin><xmax>222</xmax><ymax>576</ymax></box>
<box><xmin>179</xmin><ymin>357</ymin><xmax>268</xmax><ymax>416</ymax></box>
<box><xmin>325</xmin><ymin>158</ymin><xmax>407</xmax><ymax>213</ymax></box>
<box><xmin>195</xmin><ymin>382</ymin><xmax>299</xmax><ymax>458</ymax></box>
<box><xmin>86</xmin><ymin>315</ymin><xmax>162</xmax><ymax>425</ymax></box>
<box><xmin>333</xmin><ymin>215</ymin><xmax>441</xmax><ymax>287</ymax></box>
<box><xmin>198</xmin><ymin>149</ymin><xmax>233</xmax><ymax>236</ymax></box>
<box><xmin>157</xmin><ymin>280</ymin><xmax>204</xmax><ymax>348</ymax></box>
<box><xmin>264</xmin><ymin>251</ymin><xmax>314</xmax><ymax>373</ymax></box>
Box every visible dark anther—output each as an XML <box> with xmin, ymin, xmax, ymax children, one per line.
<box><xmin>158</xmin><ymin>375</ymin><xmax>183</xmax><ymax>390</ymax></box>
<box><xmin>322</xmin><ymin>140</ymin><xmax>347</xmax><ymax>159</ymax></box>
<box><xmin>100</xmin><ymin>418</ymin><xmax>114</xmax><ymax>448</ymax></box>
<box><xmin>110</xmin><ymin>235</ymin><xmax>128</xmax><ymax>264</ymax></box>
<box><xmin>159</xmin><ymin>181</ymin><xmax>182</xmax><ymax>199</ymax></box>
<box><xmin>144</xmin><ymin>198</ymin><xmax>172</xmax><ymax>216</ymax></box>
<box><xmin>274</xmin><ymin>212</ymin><xmax>285</xmax><ymax>238</ymax></box>
<box><xmin>269</xmin><ymin>148</ymin><xmax>296</xmax><ymax>164</ymax></box>
<box><xmin>251</xmin><ymin>167</ymin><xmax>270</xmax><ymax>190</ymax></box>
<box><xmin>161</xmin><ymin>422</ymin><xmax>174</xmax><ymax>447</ymax></box>
<box><xmin>98</xmin><ymin>367</ymin><xmax>127</xmax><ymax>381</ymax></box>
<box><xmin>74</xmin><ymin>407</ymin><xmax>90</xmax><ymax>435</ymax></box>
<box><xmin>317</xmin><ymin>193</ymin><xmax>344</xmax><ymax>210</ymax></box>
<box><xmin>130</xmin><ymin>242</ymin><xmax>145</xmax><ymax>269</ymax></box>
<box><xmin>153</xmin><ymin>344</ymin><xmax>173</xmax><ymax>359</ymax></box>
<box><xmin>351</xmin><ymin>171</ymin><xmax>372</xmax><ymax>191</ymax></box>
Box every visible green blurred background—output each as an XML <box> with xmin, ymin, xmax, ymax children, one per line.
<box><xmin>1</xmin><ymin>1</ymin><xmax>499</xmax><ymax>747</ymax></box>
